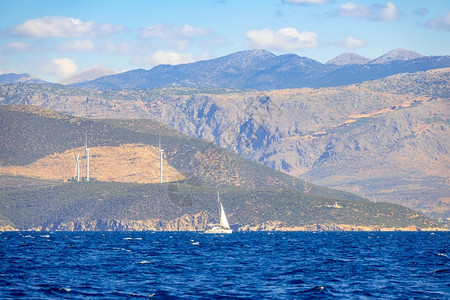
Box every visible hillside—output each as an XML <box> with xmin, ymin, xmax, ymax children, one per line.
<box><xmin>0</xmin><ymin>68</ymin><xmax>448</xmax><ymax>220</ymax></box>
<box><xmin>0</xmin><ymin>180</ymin><xmax>440</xmax><ymax>231</ymax></box>
<box><xmin>0</xmin><ymin>105</ymin><xmax>362</xmax><ymax>196</ymax></box>
<box><xmin>71</xmin><ymin>49</ymin><xmax>450</xmax><ymax>90</ymax></box>
<box><xmin>0</xmin><ymin>105</ymin><xmax>443</xmax><ymax>231</ymax></box>
<box><xmin>0</xmin><ymin>144</ymin><xmax>185</xmax><ymax>183</ymax></box>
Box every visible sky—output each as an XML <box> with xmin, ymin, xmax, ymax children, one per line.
<box><xmin>0</xmin><ymin>0</ymin><xmax>449</xmax><ymax>82</ymax></box>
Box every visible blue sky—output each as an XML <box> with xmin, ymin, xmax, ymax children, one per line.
<box><xmin>1</xmin><ymin>0</ymin><xmax>449</xmax><ymax>82</ymax></box>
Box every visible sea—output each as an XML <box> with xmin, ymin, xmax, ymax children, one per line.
<box><xmin>0</xmin><ymin>231</ymin><xmax>448</xmax><ymax>299</ymax></box>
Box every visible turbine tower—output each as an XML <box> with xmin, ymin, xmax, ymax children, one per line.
<box><xmin>159</xmin><ymin>135</ymin><xmax>164</xmax><ymax>183</ymax></box>
<box><xmin>85</xmin><ymin>139</ymin><xmax>90</xmax><ymax>182</ymax></box>
<box><xmin>304</xmin><ymin>180</ymin><xmax>311</xmax><ymax>193</ymax></box>
<box><xmin>74</xmin><ymin>153</ymin><xmax>80</xmax><ymax>182</ymax></box>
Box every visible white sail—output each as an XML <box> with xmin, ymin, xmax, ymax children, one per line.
<box><xmin>219</xmin><ymin>202</ymin><xmax>230</xmax><ymax>229</ymax></box>
<box><xmin>205</xmin><ymin>191</ymin><xmax>232</xmax><ymax>234</ymax></box>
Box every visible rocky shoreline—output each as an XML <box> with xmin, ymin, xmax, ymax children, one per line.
<box><xmin>1</xmin><ymin>215</ymin><xmax>447</xmax><ymax>232</ymax></box>
<box><xmin>238</xmin><ymin>221</ymin><xmax>448</xmax><ymax>232</ymax></box>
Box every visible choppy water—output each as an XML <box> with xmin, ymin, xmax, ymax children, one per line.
<box><xmin>0</xmin><ymin>231</ymin><xmax>449</xmax><ymax>299</ymax></box>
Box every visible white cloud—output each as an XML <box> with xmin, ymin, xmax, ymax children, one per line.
<box><xmin>42</xmin><ymin>58</ymin><xmax>78</xmax><ymax>78</ymax></box>
<box><xmin>57</xmin><ymin>39</ymin><xmax>95</xmax><ymax>52</ymax></box>
<box><xmin>339</xmin><ymin>36</ymin><xmax>366</xmax><ymax>49</ymax></box>
<box><xmin>132</xmin><ymin>51</ymin><xmax>196</xmax><ymax>66</ymax></box>
<box><xmin>380</xmin><ymin>2</ymin><xmax>399</xmax><ymax>21</ymax></box>
<box><xmin>5</xmin><ymin>41</ymin><xmax>31</xmax><ymax>52</ymax></box>
<box><xmin>338</xmin><ymin>2</ymin><xmax>369</xmax><ymax>19</ymax></box>
<box><xmin>139</xmin><ymin>24</ymin><xmax>209</xmax><ymax>39</ymax></box>
<box><xmin>425</xmin><ymin>11</ymin><xmax>450</xmax><ymax>31</ymax></box>
<box><xmin>337</xmin><ymin>2</ymin><xmax>399</xmax><ymax>21</ymax></box>
<box><xmin>283</xmin><ymin>0</ymin><xmax>333</xmax><ymax>5</ymax></box>
<box><xmin>11</xmin><ymin>16</ymin><xmax>124</xmax><ymax>38</ymax></box>
<box><xmin>246</xmin><ymin>27</ymin><xmax>319</xmax><ymax>51</ymax></box>
<box><xmin>99</xmin><ymin>40</ymin><xmax>151</xmax><ymax>56</ymax></box>
<box><xmin>138</xmin><ymin>24</ymin><xmax>211</xmax><ymax>51</ymax></box>
<box><xmin>99</xmin><ymin>41</ymin><xmax>130</xmax><ymax>54</ymax></box>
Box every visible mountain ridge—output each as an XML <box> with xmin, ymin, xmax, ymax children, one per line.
<box><xmin>71</xmin><ymin>48</ymin><xmax>449</xmax><ymax>90</ymax></box>
<box><xmin>2</xmin><ymin>49</ymin><xmax>447</xmax><ymax>90</ymax></box>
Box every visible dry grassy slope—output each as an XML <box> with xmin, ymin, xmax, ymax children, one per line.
<box><xmin>0</xmin><ymin>144</ymin><xmax>185</xmax><ymax>183</ymax></box>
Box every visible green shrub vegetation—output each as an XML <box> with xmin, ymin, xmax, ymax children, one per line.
<box><xmin>0</xmin><ymin>180</ymin><xmax>437</xmax><ymax>230</ymax></box>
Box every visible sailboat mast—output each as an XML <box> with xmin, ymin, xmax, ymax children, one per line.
<box><xmin>217</xmin><ymin>191</ymin><xmax>221</xmax><ymax>217</ymax></box>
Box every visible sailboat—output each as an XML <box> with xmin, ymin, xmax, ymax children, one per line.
<box><xmin>205</xmin><ymin>191</ymin><xmax>232</xmax><ymax>234</ymax></box>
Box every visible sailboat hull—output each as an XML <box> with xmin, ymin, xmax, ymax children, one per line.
<box><xmin>204</xmin><ymin>226</ymin><xmax>232</xmax><ymax>234</ymax></box>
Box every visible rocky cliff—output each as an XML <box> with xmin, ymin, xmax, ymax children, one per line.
<box><xmin>29</xmin><ymin>213</ymin><xmax>212</xmax><ymax>232</ymax></box>
<box><xmin>3</xmin><ymin>217</ymin><xmax>443</xmax><ymax>232</ymax></box>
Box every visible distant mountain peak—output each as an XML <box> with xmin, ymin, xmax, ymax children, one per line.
<box><xmin>232</xmin><ymin>49</ymin><xmax>274</xmax><ymax>58</ymax></box>
<box><xmin>326</xmin><ymin>53</ymin><xmax>371</xmax><ymax>66</ymax></box>
<box><xmin>370</xmin><ymin>48</ymin><xmax>424</xmax><ymax>64</ymax></box>
<box><xmin>59</xmin><ymin>68</ymin><xmax>118</xmax><ymax>85</ymax></box>
<box><xmin>0</xmin><ymin>73</ymin><xmax>48</xmax><ymax>84</ymax></box>
<box><xmin>215</xmin><ymin>49</ymin><xmax>276</xmax><ymax>67</ymax></box>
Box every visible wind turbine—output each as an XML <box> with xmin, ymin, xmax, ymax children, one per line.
<box><xmin>159</xmin><ymin>135</ymin><xmax>164</xmax><ymax>183</ymax></box>
<box><xmin>85</xmin><ymin>138</ymin><xmax>90</xmax><ymax>182</ymax></box>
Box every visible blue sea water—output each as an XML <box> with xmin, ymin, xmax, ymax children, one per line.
<box><xmin>0</xmin><ymin>231</ymin><xmax>449</xmax><ymax>299</ymax></box>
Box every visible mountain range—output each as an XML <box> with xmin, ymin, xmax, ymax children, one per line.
<box><xmin>68</xmin><ymin>48</ymin><xmax>449</xmax><ymax>90</ymax></box>
<box><xmin>0</xmin><ymin>48</ymin><xmax>448</xmax><ymax>223</ymax></box>
<box><xmin>1</xmin><ymin>49</ymin><xmax>448</xmax><ymax>91</ymax></box>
